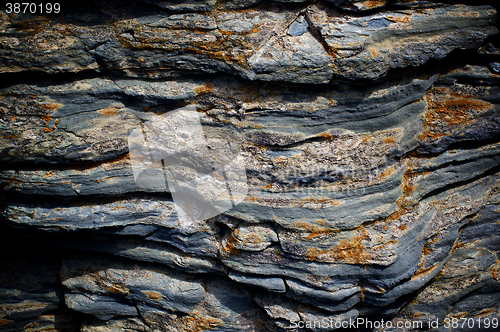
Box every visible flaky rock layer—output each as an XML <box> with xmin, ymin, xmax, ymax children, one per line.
<box><xmin>1</xmin><ymin>1</ymin><xmax>500</xmax><ymax>331</ymax></box>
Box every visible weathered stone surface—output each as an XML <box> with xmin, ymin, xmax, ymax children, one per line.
<box><xmin>1</xmin><ymin>1</ymin><xmax>500</xmax><ymax>331</ymax></box>
<box><xmin>0</xmin><ymin>2</ymin><xmax>496</xmax><ymax>83</ymax></box>
<box><xmin>308</xmin><ymin>4</ymin><xmax>497</xmax><ymax>80</ymax></box>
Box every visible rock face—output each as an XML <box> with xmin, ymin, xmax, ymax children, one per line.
<box><xmin>1</xmin><ymin>1</ymin><xmax>500</xmax><ymax>331</ymax></box>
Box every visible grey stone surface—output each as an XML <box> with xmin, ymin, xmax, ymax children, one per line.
<box><xmin>1</xmin><ymin>1</ymin><xmax>500</xmax><ymax>331</ymax></box>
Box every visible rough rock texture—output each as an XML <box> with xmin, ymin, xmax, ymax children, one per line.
<box><xmin>1</xmin><ymin>0</ymin><xmax>500</xmax><ymax>331</ymax></box>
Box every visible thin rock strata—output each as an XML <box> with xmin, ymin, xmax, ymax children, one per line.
<box><xmin>0</xmin><ymin>1</ymin><xmax>500</xmax><ymax>332</ymax></box>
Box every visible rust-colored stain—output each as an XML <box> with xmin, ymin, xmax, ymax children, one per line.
<box><xmin>316</xmin><ymin>132</ymin><xmax>334</xmax><ymax>141</ymax></box>
<box><xmin>408</xmin><ymin>312</ymin><xmax>422</xmax><ymax>318</ymax></box>
<box><xmin>23</xmin><ymin>322</ymin><xmax>38</xmax><ymax>328</ymax></box>
<box><xmin>477</xmin><ymin>308</ymin><xmax>497</xmax><ymax>317</ymax></box>
<box><xmin>412</xmin><ymin>262</ymin><xmax>439</xmax><ymax>279</ymax></box>
<box><xmin>401</xmin><ymin>169</ymin><xmax>417</xmax><ymax>199</ymax></box>
<box><xmin>382</xmin><ymin>137</ymin><xmax>395</xmax><ymax>143</ymax></box>
<box><xmin>378</xmin><ymin>166</ymin><xmax>395</xmax><ymax>180</ymax></box>
<box><xmin>41</xmin><ymin>114</ymin><xmax>52</xmax><ymax>122</ymax></box>
<box><xmin>386</xmin><ymin>14</ymin><xmax>411</xmax><ymax>23</ymax></box>
<box><xmin>94</xmin><ymin>176</ymin><xmax>110</xmax><ymax>183</ymax></box>
<box><xmin>181</xmin><ymin>311</ymin><xmax>223</xmax><ymax>332</ymax></box>
<box><xmin>421</xmin><ymin>242</ymin><xmax>434</xmax><ymax>257</ymax></box>
<box><xmin>223</xmin><ymin>232</ymin><xmax>240</xmax><ymax>255</ymax></box>
<box><xmin>98</xmin><ymin>107</ymin><xmax>118</xmax><ymax>116</ymax></box>
<box><xmin>119</xmin><ymin>24</ymin><xmax>252</xmax><ymax>69</ymax></box>
<box><xmin>492</xmin><ymin>259</ymin><xmax>499</xmax><ymax>281</ymax></box>
<box><xmin>142</xmin><ymin>290</ymin><xmax>163</xmax><ymax>300</ymax></box>
<box><xmin>306</xmin><ymin>230</ymin><xmax>369</xmax><ymax>263</ymax></box>
<box><xmin>42</xmin><ymin>171</ymin><xmax>54</xmax><ymax>178</ymax></box>
<box><xmin>219</xmin><ymin>25</ymin><xmax>262</xmax><ymax>36</ymax></box>
<box><xmin>107</xmin><ymin>284</ymin><xmax>129</xmax><ymax>295</ymax></box>
<box><xmin>0</xmin><ymin>320</ymin><xmax>13</xmax><ymax>327</ymax></box>
<box><xmin>194</xmin><ymin>82</ymin><xmax>214</xmax><ymax>96</ymax></box>
<box><xmin>372</xmin><ymin>240</ymin><xmax>397</xmax><ymax>251</ymax></box>
<box><xmin>13</xmin><ymin>18</ymin><xmax>50</xmax><ymax>34</ymax></box>
<box><xmin>38</xmin><ymin>102</ymin><xmax>63</xmax><ymax>111</ymax></box>
<box><xmin>421</xmin><ymin>88</ymin><xmax>492</xmax><ymax>141</ymax></box>
<box><xmin>416</xmin><ymin>236</ymin><xmax>442</xmax><ymax>275</ymax></box>
<box><xmin>380</xmin><ymin>161</ymin><xmax>420</xmax><ymax>225</ymax></box>
<box><xmin>298</xmin><ymin>197</ymin><xmax>341</xmax><ymax>206</ymax></box>
<box><xmin>426</xmin><ymin>98</ymin><xmax>490</xmax><ymax>126</ymax></box>
<box><xmin>363</xmin><ymin>0</ymin><xmax>386</xmax><ymax>10</ymax></box>
<box><xmin>294</xmin><ymin>221</ymin><xmax>337</xmax><ymax>240</ymax></box>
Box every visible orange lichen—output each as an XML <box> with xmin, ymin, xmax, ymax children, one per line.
<box><xmin>492</xmin><ymin>259</ymin><xmax>499</xmax><ymax>281</ymax></box>
<box><xmin>94</xmin><ymin>176</ymin><xmax>110</xmax><ymax>183</ymax></box>
<box><xmin>38</xmin><ymin>102</ymin><xmax>63</xmax><ymax>111</ymax></box>
<box><xmin>421</xmin><ymin>88</ymin><xmax>492</xmax><ymax>141</ymax></box>
<box><xmin>118</xmin><ymin>23</ymin><xmax>256</xmax><ymax>69</ymax></box>
<box><xmin>41</xmin><ymin>114</ymin><xmax>52</xmax><ymax>121</ymax></box>
<box><xmin>107</xmin><ymin>284</ymin><xmax>129</xmax><ymax>295</ymax></box>
<box><xmin>378</xmin><ymin>166</ymin><xmax>395</xmax><ymax>180</ymax></box>
<box><xmin>306</xmin><ymin>230</ymin><xmax>369</xmax><ymax>263</ymax></box>
<box><xmin>372</xmin><ymin>240</ymin><xmax>397</xmax><ymax>251</ymax></box>
<box><xmin>43</xmin><ymin>127</ymin><xmax>53</xmax><ymax>133</ymax></box>
<box><xmin>296</xmin><ymin>197</ymin><xmax>341</xmax><ymax>207</ymax></box>
<box><xmin>294</xmin><ymin>221</ymin><xmax>337</xmax><ymax>240</ymax></box>
<box><xmin>477</xmin><ymin>308</ymin><xmax>496</xmax><ymax>317</ymax></box>
<box><xmin>223</xmin><ymin>232</ymin><xmax>240</xmax><ymax>255</ymax></box>
<box><xmin>98</xmin><ymin>107</ymin><xmax>118</xmax><ymax>116</ymax></box>
<box><xmin>316</xmin><ymin>132</ymin><xmax>334</xmax><ymax>141</ymax></box>
<box><xmin>412</xmin><ymin>262</ymin><xmax>439</xmax><ymax>279</ymax></box>
<box><xmin>219</xmin><ymin>24</ymin><xmax>262</xmax><ymax>37</ymax></box>
<box><xmin>386</xmin><ymin>15</ymin><xmax>411</xmax><ymax>23</ymax></box>
<box><xmin>12</xmin><ymin>18</ymin><xmax>50</xmax><ymax>34</ymax></box>
<box><xmin>382</xmin><ymin>137</ymin><xmax>395</xmax><ymax>143</ymax></box>
<box><xmin>426</xmin><ymin>98</ymin><xmax>490</xmax><ymax>126</ymax></box>
<box><xmin>181</xmin><ymin>311</ymin><xmax>223</xmax><ymax>332</ymax></box>
<box><xmin>194</xmin><ymin>82</ymin><xmax>214</xmax><ymax>96</ymax></box>
<box><xmin>362</xmin><ymin>0</ymin><xmax>386</xmax><ymax>10</ymax></box>
<box><xmin>421</xmin><ymin>243</ymin><xmax>433</xmax><ymax>256</ymax></box>
<box><xmin>409</xmin><ymin>312</ymin><xmax>422</xmax><ymax>318</ymax></box>
<box><xmin>23</xmin><ymin>322</ymin><xmax>38</xmax><ymax>328</ymax></box>
<box><xmin>142</xmin><ymin>290</ymin><xmax>163</xmax><ymax>300</ymax></box>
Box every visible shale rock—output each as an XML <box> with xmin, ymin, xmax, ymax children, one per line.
<box><xmin>1</xmin><ymin>1</ymin><xmax>500</xmax><ymax>331</ymax></box>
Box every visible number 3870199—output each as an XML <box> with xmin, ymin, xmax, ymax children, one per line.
<box><xmin>5</xmin><ymin>3</ymin><xmax>60</xmax><ymax>14</ymax></box>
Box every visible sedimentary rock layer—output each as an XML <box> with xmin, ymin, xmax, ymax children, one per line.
<box><xmin>1</xmin><ymin>1</ymin><xmax>499</xmax><ymax>331</ymax></box>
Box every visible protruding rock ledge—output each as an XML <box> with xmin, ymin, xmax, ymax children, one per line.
<box><xmin>0</xmin><ymin>3</ymin><xmax>496</xmax><ymax>83</ymax></box>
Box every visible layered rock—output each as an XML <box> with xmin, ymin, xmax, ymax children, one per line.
<box><xmin>1</xmin><ymin>1</ymin><xmax>500</xmax><ymax>331</ymax></box>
